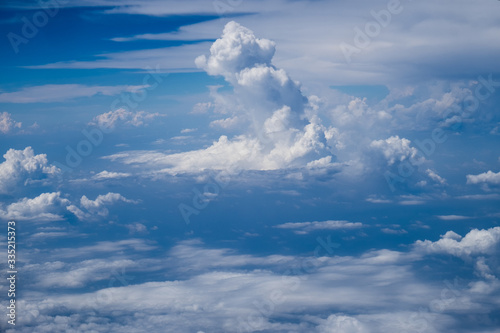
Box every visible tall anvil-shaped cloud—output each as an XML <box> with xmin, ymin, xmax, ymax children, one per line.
<box><xmin>106</xmin><ymin>22</ymin><xmax>334</xmax><ymax>174</ymax></box>
<box><xmin>196</xmin><ymin>21</ymin><xmax>307</xmax><ymax>130</ymax></box>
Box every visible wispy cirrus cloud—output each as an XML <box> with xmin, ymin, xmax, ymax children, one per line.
<box><xmin>275</xmin><ymin>220</ymin><xmax>364</xmax><ymax>234</ymax></box>
<box><xmin>0</xmin><ymin>84</ymin><xmax>149</xmax><ymax>103</ymax></box>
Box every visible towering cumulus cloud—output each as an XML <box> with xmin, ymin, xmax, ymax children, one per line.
<box><xmin>108</xmin><ymin>21</ymin><xmax>333</xmax><ymax>174</ymax></box>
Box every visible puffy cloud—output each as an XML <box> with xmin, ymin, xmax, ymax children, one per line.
<box><xmin>0</xmin><ymin>192</ymin><xmax>70</xmax><ymax>222</ymax></box>
<box><xmin>370</xmin><ymin>136</ymin><xmax>422</xmax><ymax>166</ymax></box>
<box><xmin>316</xmin><ymin>315</ymin><xmax>369</xmax><ymax>333</ymax></box>
<box><xmin>195</xmin><ymin>21</ymin><xmax>275</xmax><ymax>81</ymax></box>
<box><xmin>466</xmin><ymin>170</ymin><xmax>500</xmax><ymax>185</ymax></box>
<box><xmin>275</xmin><ymin>220</ymin><xmax>363</xmax><ymax>235</ymax></box>
<box><xmin>0</xmin><ymin>112</ymin><xmax>22</xmax><ymax>133</ymax></box>
<box><xmin>77</xmin><ymin>192</ymin><xmax>138</xmax><ymax>218</ymax></box>
<box><xmin>414</xmin><ymin>227</ymin><xmax>500</xmax><ymax>258</ymax></box>
<box><xmin>0</xmin><ymin>147</ymin><xmax>59</xmax><ymax>194</ymax></box>
<box><xmin>7</xmin><ymin>232</ymin><xmax>500</xmax><ymax>332</ymax></box>
<box><xmin>104</xmin><ymin>23</ymin><xmax>334</xmax><ymax>175</ymax></box>
<box><xmin>125</xmin><ymin>222</ymin><xmax>148</xmax><ymax>234</ymax></box>
<box><xmin>89</xmin><ymin>108</ymin><xmax>164</xmax><ymax>129</ymax></box>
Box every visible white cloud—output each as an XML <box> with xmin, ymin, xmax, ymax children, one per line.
<box><xmin>92</xmin><ymin>170</ymin><xmax>131</xmax><ymax>180</ymax></box>
<box><xmin>105</xmin><ymin>22</ymin><xmax>335</xmax><ymax>175</ymax></box>
<box><xmin>0</xmin><ymin>84</ymin><xmax>148</xmax><ymax>103</ymax></box>
<box><xmin>125</xmin><ymin>222</ymin><xmax>148</xmax><ymax>234</ymax></box>
<box><xmin>317</xmin><ymin>315</ymin><xmax>369</xmax><ymax>333</ymax></box>
<box><xmin>90</xmin><ymin>108</ymin><xmax>164</xmax><ymax>129</ymax></box>
<box><xmin>436</xmin><ymin>215</ymin><xmax>470</xmax><ymax>221</ymax></box>
<box><xmin>19</xmin><ymin>0</ymin><xmax>500</xmax><ymax>88</ymax></box>
<box><xmin>79</xmin><ymin>192</ymin><xmax>138</xmax><ymax>217</ymax></box>
<box><xmin>26</xmin><ymin>43</ymin><xmax>211</xmax><ymax>70</ymax></box>
<box><xmin>370</xmin><ymin>136</ymin><xmax>422</xmax><ymax>166</ymax></box>
<box><xmin>0</xmin><ymin>146</ymin><xmax>59</xmax><ymax>194</ymax></box>
<box><xmin>381</xmin><ymin>228</ymin><xmax>408</xmax><ymax>235</ymax></box>
<box><xmin>414</xmin><ymin>227</ymin><xmax>500</xmax><ymax>258</ymax></box>
<box><xmin>466</xmin><ymin>171</ymin><xmax>500</xmax><ymax>185</ymax></box>
<box><xmin>11</xmin><ymin>236</ymin><xmax>491</xmax><ymax>333</ymax></box>
<box><xmin>209</xmin><ymin>116</ymin><xmax>241</xmax><ymax>129</ymax></box>
<box><xmin>52</xmin><ymin>239</ymin><xmax>157</xmax><ymax>259</ymax></box>
<box><xmin>275</xmin><ymin>220</ymin><xmax>363</xmax><ymax>234</ymax></box>
<box><xmin>24</xmin><ymin>259</ymin><xmax>135</xmax><ymax>288</ymax></box>
<box><xmin>426</xmin><ymin>169</ymin><xmax>446</xmax><ymax>185</ymax></box>
<box><xmin>195</xmin><ymin>21</ymin><xmax>276</xmax><ymax>81</ymax></box>
<box><xmin>0</xmin><ymin>192</ymin><xmax>70</xmax><ymax>222</ymax></box>
<box><xmin>0</xmin><ymin>112</ymin><xmax>22</xmax><ymax>133</ymax></box>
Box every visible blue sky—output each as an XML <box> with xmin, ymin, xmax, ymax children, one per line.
<box><xmin>1</xmin><ymin>0</ymin><xmax>500</xmax><ymax>332</ymax></box>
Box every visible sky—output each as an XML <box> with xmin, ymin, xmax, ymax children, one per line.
<box><xmin>0</xmin><ymin>0</ymin><xmax>500</xmax><ymax>332</ymax></box>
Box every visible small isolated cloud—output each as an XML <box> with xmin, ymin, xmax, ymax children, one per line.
<box><xmin>78</xmin><ymin>192</ymin><xmax>138</xmax><ymax>218</ymax></box>
<box><xmin>125</xmin><ymin>222</ymin><xmax>148</xmax><ymax>234</ymax></box>
<box><xmin>370</xmin><ymin>136</ymin><xmax>422</xmax><ymax>166</ymax></box>
<box><xmin>89</xmin><ymin>108</ymin><xmax>164</xmax><ymax>129</ymax></box>
<box><xmin>466</xmin><ymin>170</ymin><xmax>500</xmax><ymax>185</ymax></box>
<box><xmin>191</xmin><ymin>102</ymin><xmax>213</xmax><ymax>114</ymax></box>
<box><xmin>275</xmin><ymin>220</ymin><xmax>363</xmax><ymax>234</ymax></box>
<box><xmin>209</xmin><ymin>116</ymin><xmax>241</xmax><ymax>129</ymax></box>
<box><xmin>0</xmin><ymin>146</ymin><xmax>59</xmax><ymax>194</ymax></box>
<box><xmin>366</xmin><ymin>197</ymin><xmax>392</xmax><ymax>204</ymax></box>
<box><xmin>181</xmin><ymin>128</ymin><xmax>197</xmax><ymax>134</ymax></box>
<box><xmin>0</xmin><ymin>84</ymin><xmax>148</xmax><ymax>103</ymax></box>
<box><xmin>381</xmin><ymin>228</ymin><xmax>408</xmax><ymax>235</ymax></box>
<box><xmin>92</xmin><ymin>170</ymin><xmax>131</xmax><ymax>180</ymax></box>
<box><xmin>426</xmin><ymin>169</ymin><xmax>446</xmax><ymax>184</ymax></box>
<box><xmin>0</xmin><ymin>112</ymin><xmax>22</xmax><ymax>133</ymax></box>
<box><xmin>398</xmin><ymin>195</ymin><xmax>427</xmax><ymax>206</ymax></box>
<box><xmin>414</xmin><ymin>227</ymin><xmax>500</xmax><ymax>258</ymax></box>
<box><xmin>0</xmin><ymin>192</ymin><xmax>70</xmax><ymax>222</ymax></box>
<box><xmin>436</xmin><ymin>215</ymin><xmax>471</xmax><ymax>221</ymax></box>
